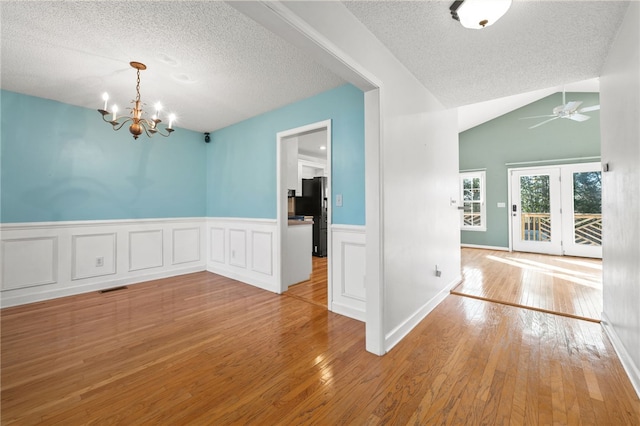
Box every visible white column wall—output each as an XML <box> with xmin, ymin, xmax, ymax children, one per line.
<box><xmin>234</xmin><ymin>1</ymin><xmax>461</xmax><ymax>354</ymax></box>
<box><xmin>599</xmin><ymin>2</ymin><xmax>640</xmax><ymax>396</ymax></box>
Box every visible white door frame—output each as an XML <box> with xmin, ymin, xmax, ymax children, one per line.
<box><xmin>508</xmin><ymin>162</ymin><xmax>602</xmax><ymax>258</ymax></box>
<box><xmin>510</xmin><ymin>167</ymin><xmax>563</xmax><ymax>255</ymax></box>
<box><xmin>276</xmin><ymin>120</ymin><xmax>332</xmax><ymax>297</ymax></box>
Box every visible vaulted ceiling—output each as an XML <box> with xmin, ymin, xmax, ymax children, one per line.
<box><xmin>0</xmin><ymin>1</ymin><xmax>630</xmax><ymax>133</ymax></box>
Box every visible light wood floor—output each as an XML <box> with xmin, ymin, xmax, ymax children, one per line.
<box><xmin>453</xmin><ymin>248</ymin><xmax>603</xmax><ymax>322</ymax></box>
<box><xmin>2</xmin><ymin>270</ymin><xmax>638</xmax><ymax>424</ymax></box>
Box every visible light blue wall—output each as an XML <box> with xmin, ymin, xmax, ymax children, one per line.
<box><xmin>459</xmin><ymin>92</ymin><xmax>601</xmax><ymax>248</ymax></box>
<box><xmin>0</xmin><ymin>90</ymin><xmax>206</xmax><ymax>223</ymax></box>
<box><xmin>207</xmin><ymin>84</ymin><xmax>365</xmax><ymax>225</ymax></box>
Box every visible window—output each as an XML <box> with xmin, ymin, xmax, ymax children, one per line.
<box><xmin>460</xmin><ymin>171</ymin><xmax>486</xmax><ymax>231</ymax></box>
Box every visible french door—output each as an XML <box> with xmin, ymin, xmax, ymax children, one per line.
<box><xmin>510</xmin><ymin>163</ymin><xmax>602</xmax><ymax>258</ymax></box>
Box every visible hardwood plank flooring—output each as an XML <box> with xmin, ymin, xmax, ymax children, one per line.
<box><xmin>2</xmin><ymin>271</ymin><xmax>638</xmax><ymax>424</ymax></box>
<box><xmin>453</xmin><ymin>248</ymin><xmax>603</xmax><ymax>322</ymax></box>
<box><xmin>284</xmin><ymin>256</ymin><xmax>327</xmax><ymax>308</ymax></box>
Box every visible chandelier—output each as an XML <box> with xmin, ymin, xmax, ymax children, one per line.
<box><xmin>98</xmin><ymin>61</ymin><xmax>175</xmax><ymax>139</ymax></box>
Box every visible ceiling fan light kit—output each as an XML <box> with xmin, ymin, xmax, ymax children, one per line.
<box><xmin>98</xmin><ymin>61</ymin><xmax>176</xmax><ymax>140</ymax></box>
<box><xmin>450</xmin><ymin>0</ymin><xmax>512</xmax><ymax>29</ymax></box>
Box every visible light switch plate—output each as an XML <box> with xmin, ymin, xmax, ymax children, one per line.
<box><xmin>336</xmin><ymin>194</ymin><xmax>343</xmax><ymax>207</ymax></box>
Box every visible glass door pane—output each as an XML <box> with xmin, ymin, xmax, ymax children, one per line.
<box><xmin>561</xmin><ymin>163</ymin><xmax>603</xmax><ymax>258</ymax></box>
<box><xmin>520</xmin><ymin>174</ymin><xmax>551</xmax><ymax>242</ymax></box>
<box><xmin>572</xmin><ymin>171</ymin><xmax>602</xmax><ymax>246</ymax></box>
<box><xmin>511</xmin><ymin>168</ymin><xmax>562</xmax><ymax>255</ymax></box>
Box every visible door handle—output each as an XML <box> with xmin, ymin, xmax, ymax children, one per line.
<box><xmin>512</xmin><ymin>204</ymin><xmax>517</xmax><ymax>212</ymax></box>
<box><xmin>457</xmin><ymin>206</ymin><xmax>465</xmax><ymax>210</ymax></box>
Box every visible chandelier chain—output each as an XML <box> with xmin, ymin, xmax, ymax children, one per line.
<box><xmin>135</xmin><ymin>69</ymin><xmax>141</xmax><ymax>103</ymax></box>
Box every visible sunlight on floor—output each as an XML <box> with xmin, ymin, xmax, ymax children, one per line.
<box><xmin>556</xmin><ymin>257</ymin><xmax>603</xmax><ymax>270</ymax></box>
<box><xmin>486</xmin><ymin>255</ymin><xmax>602</xmax><ymax>290</ymax></box>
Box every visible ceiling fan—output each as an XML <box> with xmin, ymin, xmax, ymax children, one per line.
<box><xmin>520</xmin><ymin>91</ymin><xmax>600</xmax><ymax>129</ymax></box>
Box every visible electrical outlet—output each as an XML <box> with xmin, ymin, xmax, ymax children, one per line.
<box><xmin>96</xmin><ymin>257</ymin><xmax>104</xmax><ymax>267</ymax></box>
<box><xmin>435</xmin><ymin>265</ymin><xmax>442</xmax><ymax>278</ymax></box>
<box><xmin>336</xmin><ymin>194</ymin><xmax>343</xmax><ymax>207</ymax></box>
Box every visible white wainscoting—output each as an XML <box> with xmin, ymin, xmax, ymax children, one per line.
<box><xmin>206</xmin><ymin>218</ymin><xmax>279</xmax><ymax>293</ymax></box>
<box><xmin>330</xmin><ymin>225</ymin><xmax>366</xmax><ymax>322</ymax></box>
<box><xmin>0</xmin><ymin>218</ymin><xmax>206</xmax><ymax>308</ymax></box>
<box><xmin>1</xmin><ymin>217</ymin><xmax>368</xmax><ymax>320</ymax></box>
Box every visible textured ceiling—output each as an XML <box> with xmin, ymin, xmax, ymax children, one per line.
<box><xmin>343</xmin><ymin>0</ymin><xmax>629</xmax><ymax>107</ymax></box>
<box><xmin>0</xmin><ymin>1</ymin><xmax>631</xmax><ymax>134</ymax></box>
<box><xmin>0</xmin><ymin>1</ymin><xmax>345</xmax><ymax>133</ymax></box>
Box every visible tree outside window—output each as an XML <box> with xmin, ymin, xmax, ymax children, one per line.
<box><xmin>460</xmin><ymin>171</ymin><xmax>486</xmax><ymax>231</ymax></box>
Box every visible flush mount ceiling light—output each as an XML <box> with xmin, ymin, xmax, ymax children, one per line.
<box><xmin>450</xmin><ymin>0</ymin><xmax>512</xmax><ymax>29</ymax></box>
<box><xmin>98</xmin><ymin>61</ymin><xmax>176</xmax><ymax>140</ymax></box>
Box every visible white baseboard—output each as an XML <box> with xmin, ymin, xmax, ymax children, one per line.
<box><xmin>461</xmin><ymin>243</ymin><xmax>510</xmax><ymax>251</ymax></box>
<box><xmin>385</xmin><ymin>274</ymin><xmax>462</xmax><ymax>352</ymax></box>
<box><xmin>206</xmin><ymin>264</ymin><xmax>278</xmax><ymax>294</ymax></box>
<box><xmin>1</xmin><ymin>265</ymin><xmax>205</xmax><ymax>307</ymax></box>
<box><xmin>331</xmin><ymin>301</ymin><xmax>365</xmax><ymax>322</ymax></box>
<box><xmin>601</xmin><ymin>313</ymin><xmax>640</xmax><ymax>399</ymax></box>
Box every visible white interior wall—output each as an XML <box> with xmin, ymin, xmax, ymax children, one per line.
<box><xmin>237</xmin><ymin>1</ymin><xmax>461</xmax><ymax>354</ymax></box>
<box><xmin>599</xmin><ymin>1</ymin><xmax>640</xmax><ymax>396</ymax></box>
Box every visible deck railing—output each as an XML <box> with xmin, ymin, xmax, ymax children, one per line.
<box><xmin>574</xmin><ymin>213</ymin><xmax>602</xmax><ymax>246</ymax></box>
<box><xmin>520</xmin><ymin>213</ymin><xmax>602</xmax><ymax>246</ymax></box>
<box><xmin>521</xmin><ymin>213</ymin><xmax>551</xmax><ymax>241</ymax></box>
<box><xmin>463</xmin><ymin>213</ymin><xmax>481</xmax><ymax>227</ymax></box>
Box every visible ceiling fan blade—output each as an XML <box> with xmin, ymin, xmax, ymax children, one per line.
<box><xmin>568</xmin><ymin>113</ymin><xmax>590</xmax><ymax>122</ymax></box>
<box><xmin>579</xmin><ymin>104</ymin><xmax>600</xmax><ymax>113</ymax></box>
<box><xmin>562</xmin><ymin>101</ymin><xmax>583</xmax><ymax>113</ymax></box>
<box><xmin>529</xmin><ymin>117</ymin><xmax>560</xmax><ymax>129</ymax></box>
<box><xmin>519</xmin><ymin>114</ymin><xmax>556</xmax><ymax>120</ymax></box>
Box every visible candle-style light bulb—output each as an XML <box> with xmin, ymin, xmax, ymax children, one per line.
<box><xmin>102</xmin><ymin>92</ymin><xmax>109</xmax><ymax>111</ymax></box>
<box><xmin>154</xmin><ymin>102</ymin><xmax>162</xmax><ymax>120</ymax></box>
<box><xmin>112</xmin><ymin>105</ymin><xmax>118</xmax><ymax>121</ymax></box>
<box><xmin>168</xmin><ymin>114</ymin><xmax>175</xmax><ymax>129</ymax></box>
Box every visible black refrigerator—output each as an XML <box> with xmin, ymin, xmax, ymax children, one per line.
<box><xmin>300</xmin><ymin>177</ymin><xmax>327</xmax><ymax>257</ymax></box>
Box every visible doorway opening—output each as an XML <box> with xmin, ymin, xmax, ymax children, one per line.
<box><xmin>509</xmin><ymin>162</ymin><xmax>602</xmax><ymax>258</ymax></box>
<box><xmin>276</xmin><ymin>120</ymin><xmax>332</xmax><ymax>309</ymax></box>
<box><xmin>454</xmin><ymin>161</ymin><xmax>603</xmax><ymax>322</ymax></box>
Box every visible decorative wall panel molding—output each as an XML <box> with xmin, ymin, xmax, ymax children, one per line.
<box><xmin>0</xmin><ymin>218</ymin><xmax>206</xmax><ymax>307</ymax></box>
<box><xmin>229</xmin><ymin>229</ymin><xmax>247</xmax><ymax>268</ymax></box>
<box><xmin>341</xmin><ymin>242</ymin><xmax>366</xmax><ymax>300</ymax></box>
<box><xmin>129</xmin><ymin>230</ymin><xmax>164</xmax><ymax>272</ymax></box>
<box><xmin>72</xmin><ymin>233</ymin><xmax>116</xmax><ymax>280</ymax></box>
<box><xmin>206</xmin><ymin>218</ymin><xmax>278</xmax><ymax>293</ymax></box>
<box><xmin>209</xmin><ymin>227</ymin><xmax>225</xmax><ymax>264</ymax></box>
<box><xmin>172</xmin><ymin>227</ymin><xmax>201</xmax><ymax>265</ymax></box>
<box><xmin>1</xmin><ymin>237</ymin><xmax>58</xmax><ymax>290</ymax></box>
<box><xmin>251</xmin><ymin>231</ymin><xmax>273</xmax><ymax>275</ymax></box>
<box><xmin>330</xmin><ymin>225</ymin><xmax>366</xmax><ymax>321</ymax></box>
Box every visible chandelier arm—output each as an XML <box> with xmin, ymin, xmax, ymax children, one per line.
<box><xmin>140</xmin><ymin>123</ymin><xmax>154</xmax><ymax>139</ymax></box>
<box><xmin>111</xmin><ymin>117</ymin><xmax>132</xmax><ymax>131</ymax></box>
<box><xmin>155</xmin><ymin>128</ymin><xmax>173</xmax><ymax>137</ymax></box>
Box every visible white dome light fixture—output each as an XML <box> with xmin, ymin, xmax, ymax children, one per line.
<box><xmin>450</xmin><ymin>0</ymin><xmax>512</xmax><ymax>29</ymax></box>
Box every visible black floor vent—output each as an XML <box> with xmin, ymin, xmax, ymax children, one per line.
<box><xmin>99</xmin><ymin>286</ymin><xmax>128</xmax><ymax>294</ymax></box>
